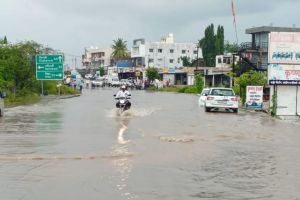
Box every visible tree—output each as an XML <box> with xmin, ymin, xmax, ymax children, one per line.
<box><xmin>111</xmin><ymin>38</ymin><xmax>130</xmax><ymax>61</ymax></box>
<box><xmin>199</xmin><ymin>24</ymin><xmax>224</xmax><ymax>67</ymax></box>
<box><xmin>224</xmin><ymin>41</ymin><xmax>239</xmax><ymax>53</ymax></box>
<box><xmin>180</xmin><ymin>56</ymin><xmax>195</xmax><ymax>67</ymax></box>
<box><xmin>215</xmin><ymin>25</ymin><xmax>224</xmax><ymax>55</ymax></box>
<box><xmin>145</xmin><ymin>67</ymin><xmax>159</xmax><ymax>82</ymax></box>
<box><xmin>99</xmin><ymin>67</ymin><xmax>105</xmax><ymax>76</ymax></box>
<box><xmin>195</xmin><ymin>74</ymin><xmax>204</xmax><ymax>93</ymax></box>
<box><xmin>3</xmin><ymin>36</ymin><xmax>7</xmax><ymax>44</ymax></box>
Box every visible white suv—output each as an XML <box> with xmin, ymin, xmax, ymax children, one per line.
<box><xmin>204</xmin><ymin>88</ymin><xmax>239</xmax><ymax>113</ymax></box>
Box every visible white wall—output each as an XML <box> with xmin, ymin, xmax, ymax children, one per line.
<box><xmin>187</xmin><ymin>75</ymin><xmax>195</xmax><ymax>86</ymax></box>
<box><xmin>276</xmin><ymin>86</ymin><xmax>298</xmax><ymax>116</ymax></box>
<box><xmin>297</xmin><ymin>86</ymin><xmax>300</xmax><ymax>115</ymax></box>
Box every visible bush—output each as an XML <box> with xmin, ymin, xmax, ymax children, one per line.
<box><xmin>183</xmin><ymin>86</ymin><xmax>199</xmax><ymax>94</ymax></box>
<box><xmin>195</xmin><ymin>74</ymin><xmax>204</xmax><ymax>93</ymax></box>
<box><xmin>60</xmin><ymin>85</ymin><xmax>79</xmax><ymax>95</ymax></box>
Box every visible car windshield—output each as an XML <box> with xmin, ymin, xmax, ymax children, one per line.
<box><xmin>201</xmin><ymin>89</ymin><xmax>210</xmax><ymax>95</ymax></box>
<box><xmin>210</xmin><ymin>89</ymin><xmax>234</xmax><ymax>96</ymax></box>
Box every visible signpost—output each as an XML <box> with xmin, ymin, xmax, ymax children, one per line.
<box><xmin>36</xmin><ymin>55</ymin><xmax>64</xmax><ymax>80</ymax></box>
<box><xmin>36</xmin><ymin>54</ymin><xmax>64</xmax><ymax>95</ymax></box>
<box><xmin>246</xmin><ymin>86</ymin><xmax>263</xmax><ymax>110</ymax></box>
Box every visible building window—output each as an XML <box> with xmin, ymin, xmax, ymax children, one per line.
<box><xmin>218</xmin><ymin>58</ymin><xmax>222</xmax><ymax>63</ymax></box>
<box><xmin>182</xmin><ymin>50</ymin><xmax>186</xmax><ymax>54</ymax></box>
<box><xmin>194</xmin><ymin>50</ymin><xmax>198</xmax><ymax>54</ymax></box>
<box><xmin>148</xmin><ymin>59</ymin><xmax>154</xmax><ymax>63</ymax></box>
<box><xmin>227</xmin><ymin>58</ymin><xmax>231</xmax><ymax>64</ymax></box>
<box><xmin>169</xmin><ymin>59</ymin><xmax>174</xmax><ymax>63</ymax></box>
<box><xmin>158</xmin><ymin>58</ymin><xmax>163</xmax><ymax>62</ymax></box>
<box><xmin>149</xmin><ymin>49</ymin><xmax>154</xmax><ymax>53</ymax></box>
<box><xmin>170</xmin><ymin>49</ymin><xmax>174</xmax><ymax>53</ymax></box>
<box><xmin>158</xmin><ymin>49</ymin><xmax>163</xmax><ymax>53</ymax></box>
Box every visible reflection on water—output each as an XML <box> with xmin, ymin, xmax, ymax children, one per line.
<box><xmin>110</xmin><ymin>115</ymin><xmax>137</xmax><ymax>199</ymax></box>
<box><xmin>117</xmin><ymin>117</ymin><xmax>130</xmax><ymax>145</ymax></box>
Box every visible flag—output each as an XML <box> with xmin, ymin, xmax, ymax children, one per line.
<box><xmin>231</xmin><ymin>0</ymin><xmax>236</xmax><ymax>24</ymax></box>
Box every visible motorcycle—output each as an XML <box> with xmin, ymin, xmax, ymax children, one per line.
<box><xmin>114</xmin><ymin>94</ymin><xmax>131</xmax><ymax>114</ymax></box>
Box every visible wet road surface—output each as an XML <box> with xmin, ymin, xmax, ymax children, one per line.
<box><xmin>0</xmin><ymin>88</ymin><xmax>300</xmax><ymax>200</ymax></box>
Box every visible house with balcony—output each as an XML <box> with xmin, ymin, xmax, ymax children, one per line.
<box><xmin>238</xmin><ymin>26</ymin><xmax>300</xmax><ymax>72</ymax></box>
<box><xmin>82</xmin><ymin>47</ymin><xmax>113</xmax><ymax>71</ymax></box>
<box><xmin>131</xmin><ymin>33</ymin><xmax>202</xmax><ymax>85</ymax></box>
<box><xmin>239</xmin><ymin>26</ymin><xmax>300</xmax><ymax>116</ymax></box>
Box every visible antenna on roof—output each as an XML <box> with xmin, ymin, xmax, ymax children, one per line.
<box><xmin>293</xmin><ymin>24</ymin><xmax>296</xmax><ymax>28</ymax></box>
<box><xmin>270</xmin><ymin>23</ymin><xmax>273</xmax><ymax>27</ymax></box>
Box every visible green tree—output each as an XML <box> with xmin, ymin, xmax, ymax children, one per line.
<box><xmin>237</xmin><ymin>70</ymin><xmax>267</xmax><ymax>104</ymax></box>
<box><xmin>224</xmin><ymin>41</ymin><xmax>239</xmax><ymax>53</ymax></box>
<box><xmin>3</xmin><ymin>36</ymin><xmax>7</xmax><ymax>44</ymax></box>
<box><xmin>180</xmin><ymin>56</ymin><xmax>195</xmax><ymax>67</ymax></box>
<box><xmin>99</xmin><ymin>67</ymin><xmax>105</xmax><ymax>76</ymax></box>
<box><xmin>111</xmin><ymin>38</ymin><xmax>130</xmax><ymax>61</ymax></box>
<box><xmin>195</xmin><ymin>74</ymin><xmax>204</xmax><ymax>93</ymax></box>
<box><xmin>145</xmin><ymin>67</ymin><xmax>159</xmax><ymax>82</ymax></box>
<box><xmin>200</xmin><ymin>24</ymin><xmax>224</xmax><ymax>67</ymax></box>
<box><xmin>215</xmin><ymin>25</ymin><xmax>224</xmax><ymax>55</ymax></box>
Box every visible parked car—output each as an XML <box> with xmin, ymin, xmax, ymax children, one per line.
<box><xmin>204</xmin><ymin>88</ymin><xmax>239</xmax><ymax>113</ymax></box>
<box><xmin>198</xmin><ymin>88</ymin><xmax>211</xmax><ymax>106</ymax></box>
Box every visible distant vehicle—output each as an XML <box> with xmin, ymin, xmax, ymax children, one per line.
<box><xmin>204</xmin><ymin>88</ymin><xmax>239</xmax><ymax>113</ymax></box>
<box><xmin>198</xmin><ymin>88</ymin><xmax>210</xmax><ymax>106</ymax></box>
<box><xmin>120</xmin><ymin>79</ymin><xmax>134</xmax><ymax>88</ymax></box>
<box><xmin>108</xmin><ymin>77</ymin><xmax>120</xmax><ymax>87</ymax></box>
<box><xmin>127</xmin><ymin>77</ymin><xmax>135</xmax><ymax>83</ymax></box>
<box><xmin>91</xmin><ymin>77</ymin><xmax>104</xmax><ymax>87</ymax></box>
<box><xmin>85</xmin><ymin>74</ymin><xmax>93</xmax><ymax>79</ymax></box>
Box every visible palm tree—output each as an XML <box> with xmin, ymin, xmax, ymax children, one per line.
<box><xmin>111</xmin><ymin>38</ymin><xmax>130</xmax><ymax>61</ymax></box>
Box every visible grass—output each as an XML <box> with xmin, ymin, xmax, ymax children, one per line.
<box><xmin>148</xmin><ymin>86</ymin><xmax>200</xmax><ymax>94</ymax></box>
<box><xmin>3</xmin><ymin>83</ymin><xmax>80</xmax><ymax>108</ymax></box>
<box><xmin>4</xmin><ymin>93</ymin><xmax>41</xmax><ymax>107</ymax></box>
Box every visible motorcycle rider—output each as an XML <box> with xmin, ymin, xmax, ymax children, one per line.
<box><xmin>115</xmin><ymin>85</ymin><xmax>131</xmax><ymax>109</ymax></box>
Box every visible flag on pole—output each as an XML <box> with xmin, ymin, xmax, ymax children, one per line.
<box><xmin>231</xmin><ymin>0</ymin><xmax>239</xmax><ymax>44</ymax></box>
<box><xmin>231</xmin><ymin>0</ymin><xmax>236</xmax><ymax>24</ymax></box>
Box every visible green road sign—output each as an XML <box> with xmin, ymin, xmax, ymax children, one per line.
<box><xmin>36</xmin><ymin>54</ymin><xmax>64</xmax><ymax>80</ymax></box>
<box><xmin>36</xmin><ymin>71</ymin><xmax>64</xmax><ymax>80</ymax></box>
<box><xmin>36</xmin><ymin>55</ymin><xmax>63</xmax><ymax>64</ymax></box>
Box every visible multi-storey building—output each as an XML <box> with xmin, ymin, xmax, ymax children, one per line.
<box><xmin>82</xmin><ymin>47</ymin><xmax>113</xmax><ymax>70</ymax></box>
<box><xmin>239</xmin><ymin>26</ymin><xmax>300</xmax><ymax>116</ymax></box>
<box><xmin>131</xmin><ymin>33</ymin><xmax>202</xmax><ymax>85</ymax></box>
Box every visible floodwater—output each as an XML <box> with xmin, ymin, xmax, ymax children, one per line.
<box><xmin>0</xmin><ymin>88</ymin><xmax>300</xmax><ymax>200</ymax></box>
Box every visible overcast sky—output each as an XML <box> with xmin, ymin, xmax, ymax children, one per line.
<box><xmin>1</xmin><ymin>0</ymin><xmax>300</xmax><ymax>65</ymax></box>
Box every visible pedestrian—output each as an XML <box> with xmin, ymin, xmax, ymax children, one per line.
<box><xmin>73</xmin><ymin>80</ymin><xmax>77</xmax><ymax>90</ymax></box>
<box><xmin>79</xmin><ymin>80</ymin><xmax>83</xmax><ymax>93</ymax></box>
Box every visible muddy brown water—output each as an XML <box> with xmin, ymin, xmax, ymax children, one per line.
<box><xmin>0</xmin><ymin>88</ymin><xmax>300</xmax><ymax>200</ymax></box>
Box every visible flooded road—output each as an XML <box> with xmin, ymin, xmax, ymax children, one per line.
<box><xmin>0</xmin><ymin>88</ymin><xmax>300</xmax><ymax>200</ymax></box>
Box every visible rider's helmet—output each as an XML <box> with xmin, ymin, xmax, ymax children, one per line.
<box><xmin>121</xmin><ymin>85</ymin><xmax>126</xmax><ymax>90</ymax></box>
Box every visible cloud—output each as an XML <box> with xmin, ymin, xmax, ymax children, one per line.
<box><xmin>1</xmin><ymin>0</ymin><xmax>300</xmax><ymax>64</ymax></box>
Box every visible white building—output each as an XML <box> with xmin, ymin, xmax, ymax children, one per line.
<box><xmin>132</xmin><ymin>33</ymin><xmax>202</xmax><ymax>70</ymax></box>
<box><xmin>131</xmin><ymin>33</ymin><xmax>202</xmax><ymax>85</ymax></box>
<box><xmin>215</xmin><ymin>54</ymin><xmax>239</xmax><ymax>69</ymax></box>
<box><xmin>82</xmin><ymin>47</ymin><xmax>113</xmax><ymax>69</ymax></box>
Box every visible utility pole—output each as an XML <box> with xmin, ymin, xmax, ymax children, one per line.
<box><xmin>196</xmin><ymin>45</ymin><xmax>199</xmax><ymax>72</ymax></box>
